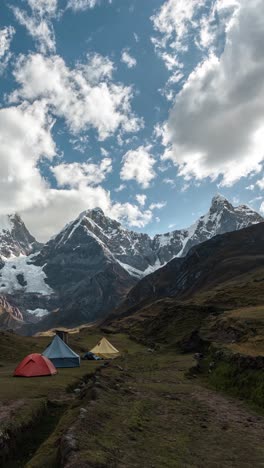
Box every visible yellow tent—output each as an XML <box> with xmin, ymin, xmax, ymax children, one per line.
<box><xmin>90</xmin><ymin>337</ymin><xmax>120</xmax><ymax>359</ymax></box>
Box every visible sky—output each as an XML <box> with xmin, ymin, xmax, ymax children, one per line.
<box><xmin>0</xmin><ymin>0</ymin><xmax>263</xmax><ymax>241</ymax></box>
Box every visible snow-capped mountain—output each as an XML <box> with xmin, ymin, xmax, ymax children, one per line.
<box><xmin>0</xmin><ymin>214</ymin><xmax>41</xmax><ymax>258</ymax></box>
<box><xmin>153</xmin><ymin>194</ymin><xmax>264</xmax><ymax>263</ymax></box>
<box><xmin>0</xmin><ymin>195</ymin><xmax>262</xmax><ymax>333</ymax></box>
<box><xmin>36</xmin><ymin>195</ymin><xmax>263</xmax><ymax>279</ymax></box>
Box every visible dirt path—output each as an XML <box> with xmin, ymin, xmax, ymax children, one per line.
<box><xmin>57</xmin><ymin>351</ymin><xmax>264</xmax><ymax>468</ymax></box>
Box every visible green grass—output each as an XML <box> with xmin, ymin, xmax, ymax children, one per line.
<box><xmin>207</xmin><ymin>361</ymin><xmax>264</xmax><ymax>409</ymax></box>
<box><xmin>1</xmin><ymin>329</ymin><xmax>264</xmax><ymax>467</ymax></box>
<box><xmin>0</xmin><ymin>330</ymin><xmax>142</xmax><ymax>466</ymax></box>
<box><xmin>63</xmin><ymin>350</ymin><xmax>264</xmax><ymax>467</ymax></box>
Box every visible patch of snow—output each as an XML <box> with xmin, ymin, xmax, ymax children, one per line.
<box><xmin>156</xmin><ymin>232</ymin><xmax>174</xmax><ymax>248</ymax></box>
<box><xmin>142</xmin><ymin>258</ymin><xmax>162</xmax><ymax>276</ymax></box>
<box><xmin>0</xmin><ymin>255</ymin><xmax>53</xmax><ymax>295</ymax></box>
<box><xmin>116</xmin><ymin>259</ymin><xmax>144</xmax><ymax>278</ymax></box>
<box><xmin>27</xmin><ymin>308</ymin><xmax>50</xmax><ymax>317</ymax></box>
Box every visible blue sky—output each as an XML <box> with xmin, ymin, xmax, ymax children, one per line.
<box><xmin>0</xmin><ymin>0</ymin><xmax>263</xmax><ymax>240</ymax></box>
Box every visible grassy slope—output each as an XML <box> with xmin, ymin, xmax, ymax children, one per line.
<box><xmin>58</xmin><ymin>349</ymin><xmax>264</xmax><ymax>468</ymax></box>
<box><xmin>0</xmin><ymin>331</ymin><xmax>142</xmax><ymax>467</ymax></box>
<box><xmin>0</xmin><ymin>328</ymin><xmax>264</xmax><ymax>467</ymax></box>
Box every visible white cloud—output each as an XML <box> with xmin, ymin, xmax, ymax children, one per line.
<box><xmin>100</xmin><ymin>147</ymin><xmax>109</xmax><ymax>157</ymax></box>
<box><xmin>0</xmin><ymin>106</ymin><xmax>154</xmax><ymax>240</ymax></box>
<box><xmin>114</xmin><ymin>184</ymin><xmax>126</xmax><ymax>192</ymax></box>
<box><xmin>257</xmin><ymin>179</ymin><xmax>264</xmax><ymax>190</ymax></box>
<box><xmin>0</xmin><ymin>26</ymin><xmax>15</xmax><ymax>73</ymax></box>
<box><xmin>22</xmin><ymin>190</ymin><xmax>154</xmax><ymax>241</ymax></box>
<box><xmin>110</xmin><ymin>203</ymin><xmax>152</xmax><ymax>229</ymax></box>
<box><xmin>12</xmin><ymin>0</ymin><xmax>57</xmax><ymax>54</ymax></box>
<box><xmin>152</xmin><ymin>0</ymin><xmax>203</xmax><ymax>47</ymax></box>
<box><xmin>163</xmin><ymin>178</ymin><xmax>176</xmax><ymax>187</ymax></box>
<box><xmin>70</xmin><ymin>135</ymin><xmax>89</xmax><ymax>153</ymax></box>
<box><xmin>160</xmin><ymin>0</ymin><xmax>264</xmax><ymax>186</ymax></box>
<box><xmin>27</xmin><ymin>0</ymin><xmax>57</xmax><ymax>16</ymax></box>
<box><xmin>67</xmin><ymin>0</ymin><xmax>111</xmax><ymax>11</ymax></box>
<box><xmin>0</xmin><ymin>101</ymin><xmax>150</xmax><ymax>241</ymax></box>
<box><xmin>151</xmin><ymin>0</ymin><xmax>240</xmax><ymax>97</ymax></box>
<box><xmin>52</xmin><ymin>158</ymin><xmax>112</xmax><ymax>188</ymax></box>
<box><xmin>151</xmin><ymin>0</ymin><xmax>204</xmax><ymax>69</ymax></box>
<box><xmin>135</xmin><ymin>194</ymin><xmax>147</xmax><ymax>206</ymax></box>
<box><xmin>11</xmin><ymin>52</ymin><xmax>143</xmax><ymax>140</ymax></box>
<box><xmin>149</xmin><ymin>202</ymin><xmax>166</xmax><ymax>210</ymax></box>
<box><xmin>120</xmin><ymin>146</ymin><xmax>156</xmax><ymax>188</ymax></box>
<box><xmin>0</xmin><ymin>101</ymin><xmax>56</xmax><ymax>215</ymax></box>
<box><xmin>121</xmin><ymin>49</ymin><xmax>137</xmax><ymax>69</ymax></box>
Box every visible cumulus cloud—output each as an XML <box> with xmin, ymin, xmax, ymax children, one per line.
<box><xmin>0</xmin><ymin>106</ymin><xmax>155</xmax><ymax>241</ymax></box>
<box><xmin>52</xmin><ymin>158</ymin><xmax>112</xmax><ymax>188</ymax></box>
<box><xmin>121</xmin><ymin>49</ymin><xmax>137</xmax><ymax>68</ymax></box>
<box><xmin>11</xmin><ymin>52</ymin><xmax>143</xmax><ymax>140</ymax></box>
<box><xmin>0</xmin><ymin>41</ymin><xmax>149</xmax><ymax>240</ymax></box>
<box><xmin>151</xmin><ymin>0</ymin><xmax>204</xmax><ymax>68</ymax></box>
<box><xmin>120</xmin><ymin>146</ymin><xmax>156</xmax><ymax>188</ymax></box>
<box><xmin>135</xmin><ymin>194</ymin><xmax>147</xmax><ymax>206</ymax></box>
<box><xmin>21</xmin><ymin>187</ymin><xmax>154</xmax><ymax>241</ymax></box>
<box><xmin>0</xmin><ymin>101</ymin><xmax>56</xmax><ymax>215</ymax></box>
<box><xmin>110</xmin><ymin>203</ymin><xmax>152</xmax><ymax>229</ymax></box>
<box><xmin>0</xmin><ymin>26</ymin><xmax>15</xmax><ymax>73</ymax></box>
<box><xmin>67</xmin><ymin>0</ymin><xmax>111</xmax><ymax>11</ymax></box>
<box><xmin>0</xmin><ymin>101</ymin><xmax>150</xmax><ymax>241</ymax></box>
<box><xmin>151</xmin><ymin>0</ymin><xmax>239</xmax><ymax>97</ymax></box>
<box><xmin>159</xmin><ymin>0</ymin><xmax>264</xmax><ymax>186</ymax></box>
<box><xmin>12</xmin><ymin>0</ymin><xmax>57</xmax><ymax>54</ymax></box>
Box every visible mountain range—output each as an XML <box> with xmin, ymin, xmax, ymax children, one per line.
<box><xmin>0</xmin><ymin>195</ymin><xmax>262</xmax><ymax>334</ymax></box>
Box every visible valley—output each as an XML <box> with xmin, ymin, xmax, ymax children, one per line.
<box><xmin>0</xmin><ymin>196</ymin><xmax>263</xmax><ymax>467</ymax></box>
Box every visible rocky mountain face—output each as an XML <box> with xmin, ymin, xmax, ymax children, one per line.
<box><xmin>0</xmin><ymin>296</ymin><xmax>24</xmax><ymax>331</ymax></box>
<box><xmin>0</xmin><ymin>195</ymin><xmax>262</xmax><ymax>333</ymax></box>
<box><xmin>107</xmin><ymin>221</ymin><xmax>264</xmax><ymax>325</ymax></box>
<box><xmin>34</xmin><ymin>195</ymin><xmax>263</xmax><ymax>279</ymax></box>
<box><xmin>0</xmin><ymin>214</ymin><xmax>41</xmax><ymax>258</ymax></box>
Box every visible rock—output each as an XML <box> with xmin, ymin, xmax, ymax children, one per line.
<box><xmin>79</xmin><ymin>408</ymin><xmax>88</xmax><ymax>419</ymax></box>
<box><xmin>60</xmin><ymin>432</ymin><xmax>78</xmax><ymax>464</ymax></box>
<box><xmin>194</xmin><ymin>353</ymin><xmax>204</xmax><ymax>360</ymax></box>
<box><xmin>73</xmin><ymin>388</ymin><xmax>81</xmax><ymax>395</ymax></box>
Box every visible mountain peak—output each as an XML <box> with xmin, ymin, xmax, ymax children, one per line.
<box><xmin>211</xmin><ymin>194</ymin><xmax>229</xmax><ymax>206</ymax></box>
<box><xmin>0</xmin><ymin>213</ymin><xmax>39</xmax><ymax>258</ymax></box>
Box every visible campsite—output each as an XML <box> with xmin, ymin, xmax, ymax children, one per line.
<box><xmin>0</xmin><ymin>321</ymin><xmax>264</xmax><ymax>468</ymax></box>
<box><xmin>0</xmin><ymin>329</ymin><xmax>127</xmax><ymax>466</ymax></box>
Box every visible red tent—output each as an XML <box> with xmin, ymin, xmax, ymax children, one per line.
<box><xmin>14</xmin><ymin>353</ymin><xmax>57</xmax><ymax>377</ymax></box>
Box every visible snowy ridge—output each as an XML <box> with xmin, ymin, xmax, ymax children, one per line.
<box><xmin>44</xmin><ymin>197</ymin><xmax>263</xmax><ymax>279</ymax></box>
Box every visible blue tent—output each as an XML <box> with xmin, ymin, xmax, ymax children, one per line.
<box><xmin>42</xmin><ymin>335</ymin><xmax>80</xmax><ymax>368</ymax></box>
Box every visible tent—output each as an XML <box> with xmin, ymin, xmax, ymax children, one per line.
<box><xmin>90</xmin><ymin>337</ymin><xmax>120</xmax><ymax>359</ymax></box>
<box><xmin>14</xmin><ymin>353</ymin><xmax>57</xmax><ymax>377</ymax></box>
<box><xmin>42</xmin><ymin>335</ymin><xmax>80</xmax><ymax>368</ymax></box>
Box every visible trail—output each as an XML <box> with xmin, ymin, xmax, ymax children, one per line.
<box><xmin>60</xmin><ymin>351</ymin><xmax>264</xmax><ymax>468</ymax></box>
